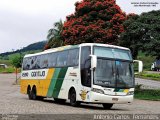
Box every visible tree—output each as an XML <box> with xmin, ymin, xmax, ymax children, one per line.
<box><xmin>45</xmin><ymin>20</ymin><xmax>64</xmax><ymax>49</ymax></box>
<box><xmin>118</xmin><ymin>14</ymin><xmax>140</xmax><ymax>59</ymax></box>
<box><xmin>11</xmin><ymin>55</ymin><xmax>22</xmax><ymax>68</ymax></box>
<box><xmin>119</xmin><ymin>10</ymin><xmax>160</xmax><ymax>58</ymax></box>
<box><xmin>62</xmin><ymin>0</ymin><xmax>126</xmax><ymax>45</ymax></box>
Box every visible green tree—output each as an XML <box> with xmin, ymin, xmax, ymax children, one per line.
<box><xmin>45</xmin><ymin>20</ymin><xmax>64</xmax><ymax>49</ymax></box>
<box><xmin>119</xmin><ymin>10</ymin><xmax>160</xmax><ymax>59</ymax></box>
<box><xmin>11</xmin><ymin>55</ymin><xmax>22</xmax><ymax>68</ymax></box>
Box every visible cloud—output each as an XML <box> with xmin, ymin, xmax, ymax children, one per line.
<box><xmin>0</xmin><ymin>0</ymin><xmax>159</xmax><ymax>53</ymax></box>
<box><xmin>0</xmin><ymin>0</ymin><xmax>81</xmax><ymax>53</ymax></box>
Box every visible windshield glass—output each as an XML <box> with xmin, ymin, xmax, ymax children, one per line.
<box><xmin>93</xmin><ymin>46</ymin><xmax>134</xmax><ymax>88</ymax></box>
<box><xmin>94</xmin><ymin>46</ymin><xmax>132</xmax><ymax>60</ymax></box>
<box><xmin>94</xmin><ymin>59</ymin><xmax>134</xmax><ymax>88</ymax></box>
<box><xmin>94</xmin><ymin>59</ymin><xmax>116</xmax><ymax>87</ymax></box>
<box><xmin>116</xmin><ymin>61</ymin><xmax>134</xmax><ymax>88</ymax></box>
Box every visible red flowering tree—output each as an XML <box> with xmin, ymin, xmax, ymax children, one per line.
<box><xmin>62</xmin><ymin>0</ymin><xmax>126</xmax><ymax>45</ymax></box>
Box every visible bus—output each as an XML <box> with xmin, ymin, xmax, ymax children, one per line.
<box><xmin>20</xmin><ymin>43</ymin><xmax>138</xmax><ymax>109</ymax></box>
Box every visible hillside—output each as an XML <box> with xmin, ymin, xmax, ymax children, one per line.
<box><xmin>0</xmin><ymin>41</ymin><xmax>47</xmax><ymax>56</ymax></box>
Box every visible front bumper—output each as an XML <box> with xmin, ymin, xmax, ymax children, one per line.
<box><xmin>90</xmin><ymin>92</ymin><xmax>133</xmax><ymax>104</ymax></box>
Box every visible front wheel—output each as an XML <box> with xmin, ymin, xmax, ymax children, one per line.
<box><xmin>70</xmin><ymin>89</ymin><xmax>80</xmax><ymax>107</ymax></box>
<box><xmin>102</xmin><ymin>103</ymin><xmax>113</xmax><ymax>109</ymax></box>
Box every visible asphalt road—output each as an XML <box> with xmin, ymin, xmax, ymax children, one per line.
<box><xmin>0</xmin><ymin>74</ymin><xmax>160</xmax><ymax>119</ymax></box>
<box><xmin>135</xmin><ymin>78</ymin><xmax>160</xmax><ymax>89</ymax></box>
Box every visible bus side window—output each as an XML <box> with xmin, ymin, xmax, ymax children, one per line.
<box><xmin>81</xmin><ymin>46</ymin><xmax>91</xmax><ymax>87</ymax></box>
<box><xmin>57</xmin><ymin>51</ymin><xmax>68</xmax><ymax>67</ymax></box>
<box><xmin>48</xmin><ymin>53</ymin><xmax>57</xmax><ymax>67</ymax></box>
<box><xmin>40</xmin><ymin>54</ymin><xmax>49</xmax><ymax>69</ymax></box>
<box><xmin>23</xmin><ymin>58</ymin><xmax>28</xmax><ymax>70</ymax></box>
<box><xmin>67</xmin><ymin>49</ymin><xmax>79</xmax><ymax>66</ymax></box>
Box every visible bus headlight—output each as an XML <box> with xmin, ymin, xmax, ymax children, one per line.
<box><xmin>91</xmin><ymin>88</ymin><xmax>104</xmax><ymax>94</ymax></box>
<box><xmin>127</xmin><ymin>91</ymin><xmax>134</xmax><ymax>95</ymax></box>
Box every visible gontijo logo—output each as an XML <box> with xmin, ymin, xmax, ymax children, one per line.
<box><xmin>22</xmin><ymin>70</ymin><xmax>46</xmax><ymax>78</ymax></box>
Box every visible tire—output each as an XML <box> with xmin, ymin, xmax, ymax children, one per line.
<box><xmin>102</xmin><ymin>103</ymin><xmax>113</xmax><ymax>109</ymax></box>
<box><xmin>54</xmin><ymin>98</ymin><xmax>66</xmax><ymax>103</ymax></box>
<box><xmin>27</xmin><ymin>87</ymin><xmax>32</xmax><ymax>100</ymax></box>
<box><xmin>31</xmin><ymin>87</ymin><xmax>37</xmax><ymax>100</ymax></box>
<box><xmin>69</xmin><ymin>89</ymin><xmax>80</xmax><ymax>107</ymax></box>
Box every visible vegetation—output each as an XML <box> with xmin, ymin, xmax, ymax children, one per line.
<box><xmin>119</xmin><ymin>10</ymin><xmax>160</xmax><ymax>59</ymax></box>
<box><xmin>135</xmin><ymin>72</ymin><xmax>160</xmax><ymax>81</ymax></box>
<box><xmin>45</xmin><ymin>1</ymin><xmax>160</xmax><ymax>63</ymax></box>
<box><xmin>0</xmin><ymin>59</ymin><xmax>11</xmax><ymax>66</ymax></box>
<box><xmin>62</xmin><ymin>0</ymin><xmax>126</xmax><ymax>45</ymax></box>
<box><xmin>137</xmin><ymin>51</ymin><xmax>155</xmax><ymax>70</ymax></box>
<box><xmin>0</xmin><ymin>41</ymin><xmax>46</xmax><ymax>57</ymax></box>
<box><xmin>11</xmin><ymin>55</ymin><xmax>22</xmax><ymax>68</ymax></box>
<box><xmin>45</xmin><ymin>20</ymin><xmax>64</xmax><ymax>49</ymax></box>
<box><xmin>135</xmin><ymin>84</ymin><xmax>160</xmax><ymax>101</ymax></box>
<box><xmin>0</xmin><ymin>67</ymin><xmax>15</xmax><ymax>73</ymax></box>
<box><xmin>0</xmin><ymin>50</ymin><xmax>42</xmax><ymax>73</ymax></box>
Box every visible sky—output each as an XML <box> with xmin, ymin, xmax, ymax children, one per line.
<box><xmin>0</xmin><ymin>0</ymin><xmax>159</xmax><ymax>53</ymax></box>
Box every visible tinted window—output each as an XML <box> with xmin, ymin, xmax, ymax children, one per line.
<box><xmin>23</xmin><ymin>55</ymin><xmax>41</xmax><ymax>70</ymax></box>
<box><xmin>48</xmin><ymin>53</ymin><xmax>57</xmax><ymax>67</ymax></box>
<box><xmin>94</xmin><ymin>59</ymin><xmax>116</xmax><ymax>87</ymax></box>
<box><xmin>32</xmin><ymin>56</ymin><xmax>41</xmax><ymax>69</ymax></box>
<box><xmin>67</xmin><ymin>49</ymin><xmax>79</xmax><ymax>66</ymax></box>
<box><xmin>23</xmin><ymin>58</ymin><xmax>29</xmax><ymax>70</ymax></box>
<box><xmin>40</xmin><ymin>54</ymin><xmax>49</xmax><ymax>68</ymax></box>
<box><xmin>57</xmin><ymin>51</ymin><xmax>68</xmax><ymax>67</ymax></box>
<box><xmin>81</xmin><ymin>46</ymin><xmax>91</xmax><ymax>87</ymax></box>
<box><xmin>94</xmin><ymin>46</ymin><xmax>132</xmax><ymax>60</ymax></box>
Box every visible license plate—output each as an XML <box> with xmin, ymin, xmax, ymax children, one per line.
<box><xmin>112</xmin><ymin>98</ymin><xmax>118</xmax><ymax>101</ymax></box>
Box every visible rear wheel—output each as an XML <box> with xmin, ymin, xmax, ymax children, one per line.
<box><xmin>102</xmin><ymin>103</ymin><xmax>113</xmax><ymax>109</ymax></box>
<box><xmin>27</xmin><ymin>87</ymin><xmax>32</xmax><ymax>100</ymax></box>
<box><xmin>69</xmin><ymin>89</ymin><xmax>80</xmax><ymax>107</ymax></box>
<box><xmin>31</xmin><ymin>87</ymin><xmax>37</xmax><ymax>100</ymax></box>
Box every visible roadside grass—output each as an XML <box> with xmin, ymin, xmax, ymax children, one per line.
<box><xmin>134</xmin><ymin>88</ymin><xmax>160</xmax><ymax>101</ymax></box>
<box><xmin>135</xmin><ymin>72</ymin><xmax>160</xmax><ymax>81</ymax></box>
<box><xmin>0</xmin><ymin>67</ymin><xmax>15</xmax><ymax>73</ymax></box>
<box><xmin>0</xmin><ymin>59</ymin><xmax>12</xmax><ymax>66</ymax></box>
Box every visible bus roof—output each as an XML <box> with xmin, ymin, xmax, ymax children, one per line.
<box><xmin>24</xmin><ymin>43</ymin><xmax>130</xmax><ymax>58</ymax></box>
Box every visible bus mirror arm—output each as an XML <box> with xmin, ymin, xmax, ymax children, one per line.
<box><xmin>90</xmin><ymin>55</ymin><xmax>97</xmax><ymax>70</ymax></box>
<box><xmin>133</xmin><ymin>60</ymin><xmax>143</xmax><ymax>74</ymax></box>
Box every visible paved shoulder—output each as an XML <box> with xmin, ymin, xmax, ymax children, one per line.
<box><xmin>135</xmin><ymin>78</ymin><xmax>160</xmax><ymax>89</ymax></box>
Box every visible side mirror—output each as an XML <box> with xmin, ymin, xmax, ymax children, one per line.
<box><xmin>90</xmin><ymin>55</ymin><xmax>97</xmax><ymax>70</ymax></box>
<box><xmin>134</xmin><ymin>60</ymin><xmax>143</xmax><ymax>74</ymax></box>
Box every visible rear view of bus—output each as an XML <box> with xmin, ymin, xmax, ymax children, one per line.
<box><xmin>20</xmin><ymin>43</ymin><xmax>135</xmax><ymax>109</ymax></box>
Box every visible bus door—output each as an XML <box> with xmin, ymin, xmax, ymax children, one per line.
<box><xmin>80</xmin><ymin>46</ymin><xmax>91</xmax><ymax>102</ymax></box>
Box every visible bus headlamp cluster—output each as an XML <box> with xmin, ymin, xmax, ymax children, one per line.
<box><xmin>91</xmin><ymin>88</ymin><xmax>104</xmax><ymax>94</ymax></box>
<box><xmin>127</xmin><ymin>91</ymin><xmax>134</xmax><ymax>95</ymax></box>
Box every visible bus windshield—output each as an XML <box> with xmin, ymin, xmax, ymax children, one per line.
<box><xmin>93</xmin><ymin>46</ymin><xmax>134</xmax><ymax>88</ymax></box>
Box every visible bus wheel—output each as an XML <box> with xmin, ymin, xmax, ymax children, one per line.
<box><xmin>69</xmin><ymin>89</ymin><xmax>80</xmax><ymax>107</ymax></box>
<box><xmin>27</xmin><ymin>86</ymin><xmax>32</xmax><ymax>100</ymax></box>
<box><xmin>31</xmin><ymin>86</ymin><xmax>37</xmax><ymax>100</ymax></box>
<box><xmin>102</xmin><ymin>103</ymin><xmax>113</xmax><ymax>109</ymax></box>
<box><xmin>54</xmin><ymin>98</ymin><xmax>66</xmax><ymax>104</ymax></box>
